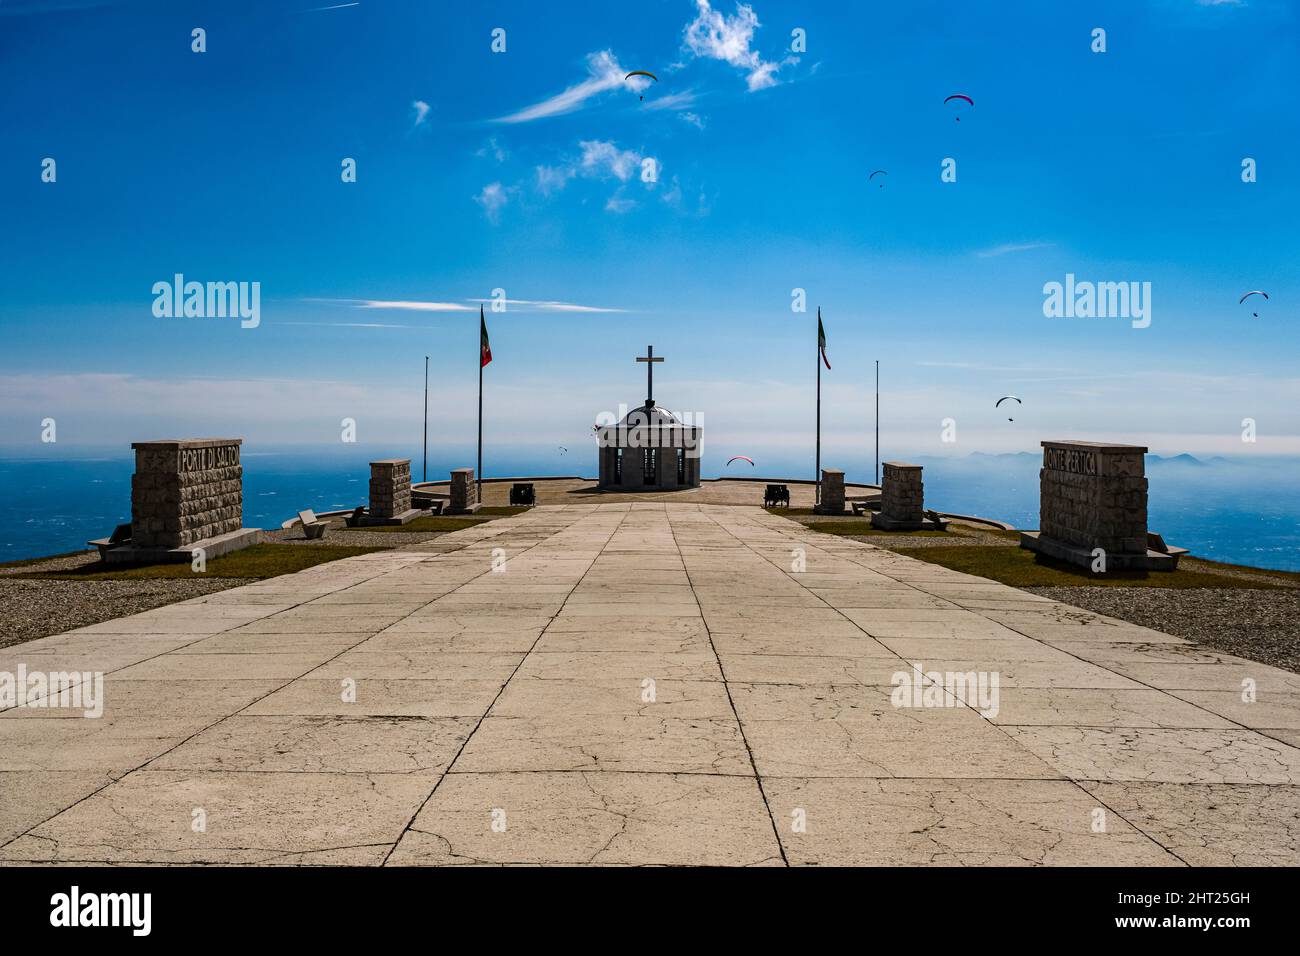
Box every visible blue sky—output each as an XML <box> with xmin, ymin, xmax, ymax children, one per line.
<box><xmin>1</xmin><ymin>0</ymin><xmax>1297</xmax><ymax>468</ymax></box>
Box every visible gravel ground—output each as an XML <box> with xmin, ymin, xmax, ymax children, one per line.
<box><xmin>1025</xmin><ymin>586</ymin><xmax>1300</xmax><ymax>674</ymax></box>
<box><xmin>0</xmin><ymin>576</ymin><xmax>252</xmax><ymax>649</ymax></box>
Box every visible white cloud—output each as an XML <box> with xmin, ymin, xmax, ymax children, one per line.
<box><xmin>411</xmin><ymin>100</ymin><xmax>431</xmax><ymax>127</ymax></box>
<box><xmin>532</xmin><ymin>140</ymin><xmax>662</xmax><ymax>210</ymax></box>
<box><xmin>495</xmin><ymin>50</ymin><xmax>635</xmax><ymax>123</ymax></box>
<box><xmin>536</xmin><ymin>164</ymin><xmax>576</xmax><ymax>196</ymax></box>
<box><xmin>679</xmin><ymin>111</ymin><xmax>706</xmax><ymax>129</ymax></box>
<box><xmin>644</xmin><ymin>89</ymin><xmax>699</xmax><ymax>111</ymax></box>
<box><xmin>975</xmin><ymin>241</ymin><xmax>1055</xmax><ymax>258</ymax></box>
<box><xmin>359</xmin><ymin>300</ymin><xmax>473</xmax><ymax>312</ymax></box>
<box><xmin>308</xmin><ymin>297</ymin><xmax>624</xmax><ymax>314</ymax></box>
<box><xmin>467</xmin><ymin>298</ymin><xmax>628</xmax><ymax>314</ymax></box>
<box><xmin>605</xmin><ymin>193</ymin><xmax>637</xmax><ymax>214</ymax></box>
<box><xmin>683</xmin><ymin>0</ymin><xmax>781</xmax><ymax>91</ymax></box>
<box><xmin>579</xmin><ymin>140</ymin><xmax>643</xmax><ymax>181</ymax></box>
<box><xmin>475</xmin><ymin>181</ymin><xmax>511</xmax><ymax>223</ymax></box>
<box><xmin>301</xmin><ymin>298</ymin><xmax>473</xmax><ymax>312</ymax></box>
<box><xmin>476</xmin><ymin>137</ymin><xmax>507</xmax><ymax>162</ymax></box>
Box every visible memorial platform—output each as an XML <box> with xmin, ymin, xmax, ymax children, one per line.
<box><xmin>2</xmin><ymin>504</ymin><xmax>1296</xmax><ymax>866</ymax></box>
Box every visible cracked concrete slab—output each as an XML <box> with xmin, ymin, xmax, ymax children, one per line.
<box><xmin>765</xmin><ymin>778</ymin><xmax>1182</xmax><ymax>866</ymax></box>
<box><xmin>386</xmin><ymin>771</ymin><xmax>782</xmax><ymax>867</ymax></box>
<box><xmin>2</xmin><ymin>503</ymin><xmax>1295</xmax><ymax>866</ymax></box>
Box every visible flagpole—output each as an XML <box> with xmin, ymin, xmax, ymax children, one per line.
<box><xmin>815</xmin><ymin>310</ymin><xmax>822</xmax><ymax>506</ymax></box>
<box><xmin>423</xmin><ymin>355</ymin><xmax>429</xmax><ymax>484</ymax></box>
<box><xmin>875</xmin><ymin>359</ymin><xmax>879</xmax><ymax>486</ymax></box>
<box><xmin>477</xmin><ymin>331</ymin><xmax>484</xmax><ymax>502</ymax></box>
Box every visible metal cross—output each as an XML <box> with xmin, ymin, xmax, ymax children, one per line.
<box><xmin>636</xmin><ymin>345</ymin><xmax>664</xmax><ymax>407</ymax></box>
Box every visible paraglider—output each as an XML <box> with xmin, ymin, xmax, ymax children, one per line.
<box><xmin>726</xmin><ymin>456</ymin><xmax>755</xmax><ymax>467</ymax></box>
<box><xmin>558</xmin><ymin>446</ymin><xmax>568</xmax><ymax>456</ymax></box>
<box><xmin>995</xmin><ymin>395</ymin><xmax>1022</xmax><ymax>422</ymax></box>
<box><xmin>1239</xmin><ymin>290</ymin><xmax>1268</xmax><ymax>318</ymax></box>
<box><xmin>869</xmin><ymin>170</ymin><xmax>887</xmax><ymax>189</ymax></box>
<box><xmin>625</xmin><ymin>70</ymin><xmax>658</xmax><ymax>101</ymax></box>
<box><xmin>944</xmin><ymin>93</ymin><xmax>973</xmax><ymax>121</ymax></box>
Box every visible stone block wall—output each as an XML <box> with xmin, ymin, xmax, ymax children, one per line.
<box><xmin>131</xmin><ymin>439</ymin><xmax>243</xmax><ymax>548</ymax></box>
<box><xmin>450</xmin><ymin>468</ymin><xmax>479</xmax><ymax>510</ymax></box>
<box><xmin>880</xmin><ymin>462</ymin><xmax>924</xmax><ymax>523</ymax></box>
<box><xmin>1039</xmin><ymin>441</ymin><xmax>1148</xmax><ymax>555</ymax></box>
<box><xmin>369</xmin><ymin>459</ymin><xmax>412</xmax><ymax>518</ymax></box>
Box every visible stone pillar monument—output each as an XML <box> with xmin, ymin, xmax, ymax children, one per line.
<box><xmin>355</xmin><ymin>458</ymin><xmax>423</xmax><ymax>525</ymax></box>
<box><xmin>369</xmin><ymin>459</ymin><xmax>411</xmax><ymax>518</ymax></box>
<box><xmin>815</xmin><ymin>468</ymin><xmax>846</xmax><ymax>514</ymax></box>
<box><xmin>448</xmin><ymin>467</ymin><xmax>481</xmax><ymax>514</ymax></box>
<box><xmin>113</xmin><ymin>438</ymin><xmax>261</xmax><ymax>563</ymax></box>
<box><xmin>1020</xmin><ymin>440</ymin><xmax>1177</xmax><ymax>570</ymax></box>
<box><xmin>872</xmin><ymin>461</ymin><xmax>944</xmax><ymax>530</ymax></box>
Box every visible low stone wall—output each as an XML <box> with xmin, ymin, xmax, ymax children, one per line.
<box><xmin>130</xmin><ymin>439</ymin><xmax>243</xmax><ymax>548</ymax></box>
<box><xmin>1038</xmin><ymin>441</ymin><xmax>1148</xmax><ymax>556</ymax></box>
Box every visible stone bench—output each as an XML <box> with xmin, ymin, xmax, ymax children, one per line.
<box><xmin>297</xmin><ymin>509</ymin><xmax>327</xmax><ymax>540</ymax></box>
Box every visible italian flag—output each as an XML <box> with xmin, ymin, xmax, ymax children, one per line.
<box><xmin>818</xmin><ymin>308</ymin><xmax>830</xmax><ymax>370</ymax></box>
<box><xmin>480</xmin><ymin>305</ymin><xmax>492</xmax><ymax>367</ymax></box>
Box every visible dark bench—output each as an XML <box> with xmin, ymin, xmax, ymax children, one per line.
<box><xmin>510</xmin><ymin>482</ymin><xmax>536</xmax><ymax>506</ymax></box>
<box><xmin>411</xmin><ymin>490</ymin><xmax>446</xmax><ymax>514</ymax></box>
<box><xmin>764</xmin><ymin>484</ymin><xmax>790</xmax><ymax>508</ymax></box>
<box><xmin>88</xmin><ymin>522</ymin><xmax>132</xmax><ymax>559</ymax></box>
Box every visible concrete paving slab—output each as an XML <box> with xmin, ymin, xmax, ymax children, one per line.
<box><xmin>765</xmin><ymin>778</ymin><xmax>1182</xmax><ymax>866</ymax></box>
<box><xmin>387</xmin><ymin>771</ymin><xmax>782</xmax><ymax>866</ymax></box>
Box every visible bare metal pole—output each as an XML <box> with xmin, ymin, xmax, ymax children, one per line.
<box><xmin>477</xmin><ymin>342</ymin><xmax>483</xmax><ymax>501</ymax></box>
<box><xmin>875</xmin><ymin>359</ymin><xmax>879</xmax><ymax>486</ymax></box>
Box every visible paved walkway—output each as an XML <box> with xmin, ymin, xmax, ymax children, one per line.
<box><xmin>2</xmin><ymin>504</ymin><xmax>1298</xmax><ymax>866</ymax></box>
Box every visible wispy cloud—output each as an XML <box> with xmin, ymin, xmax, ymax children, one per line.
<box><xmin>532</xmin><ymin>140</ymin><xmax>661</xmax><ymax>208</ymax></box>
<box><xmin>975</xmin><ymin>241</ymin><xmax>1055</xmax><ymax>258</ymax></box>
<box><xmin>644</xmin><ymin>89</ymin><xmax>699</xmax><ymax>111</ymax></box>
<box><xmin>475</xmin><ymin>181</ymin><xmax>512</xmax><ymax>222</ymax></box>
<box><xmin>307</xmin><ymin>297</ymin><xmax>626</xmax><ymax>314</ymax></box>
<box><xmin>300</xmin><ymin>299</ymin><xmax>474</xmax><ymax>313</ymax></box>
<box><xmin>494</xmin><ymin>50</ymin><xmax>636</xmax><ymax>123</ymax></box>
<box><xmin>605</xmin><ymin>193</ymin><xmax>637</xmax><ymax>214</ymax></box>
<box><xmin>466</xmin><ymin>298</ymin><xmax>628</xmax><ymax>314</ymax></box>
<box><xmin>683</xmin><ymin>0</ymin><xmax>781</xmax><ymax>91</ymax></box>
<box><xmin>410</xmin><ymin>99</ymin><xmax>431</xmax><ymax>127</ymax></box>
<box><xmin>476</xmin><ymin>137</ymin><xmax>506</xmax><ymax>162</ymax></box>
<box><xmin>579</xmin><ymin>140</ymin><xmax>646</xmax><ymax>181</ymax></box>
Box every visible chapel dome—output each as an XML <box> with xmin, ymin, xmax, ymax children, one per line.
<box><xmin>620</xmin><ymin>404</ymin><xmax>682</xmax><ymax>426</ymax></box>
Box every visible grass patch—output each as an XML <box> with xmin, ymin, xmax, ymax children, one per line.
<box><xmin>352</xmin><ymin>507</ymin><xmax>526</xmax><ymax>533</ymax></box>
<box><xmin>0</xmin><ymin>549</ymin><xmax>92</xmax><ymax>569</ymax></box>
<box><xmin>805</xmin><ymin>523</ymin><xmax>957</xmax><ymax>538</ymax></box>
<box><xmin>14</xmin><ymin>544</ymin><xmax>387</xmax><ymax>581</ymax></box>
<box><xmin>892</xmin><ymin>544</ymin><xmax>1283</xmax><ymax>589</ymax></box>
<box><xmin>1180</xmin><ymin>555</ymin><xmax>1300</xmax><ymax>584</ymax></box>
<box><xmin>353</xmin><ymin>516</ymin><xmax>494</xmax><ymax>533</ymax></box>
